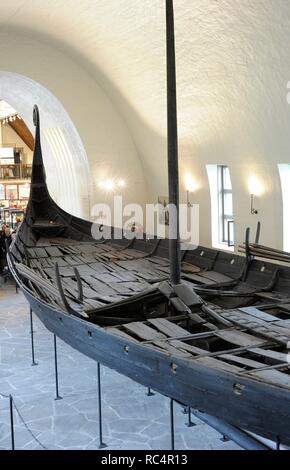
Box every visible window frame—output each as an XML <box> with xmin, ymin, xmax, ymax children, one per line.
<box><xmin>217</xmin><ymin>165</ymin><xmax>234</xmax><ymax>246</ymax></box>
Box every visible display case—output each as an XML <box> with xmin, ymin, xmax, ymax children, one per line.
<box><xmin>5</xmin><ymin>184</ymin><xmax>18</xmax><ymax>200</ymax></box>
<box><xmin>0</xmin><ymin>182</ymin><xmax>30</xmax><ymax>227</ymax></box>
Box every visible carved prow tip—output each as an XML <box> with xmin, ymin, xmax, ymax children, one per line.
<box><xmin>33</xmin><ymin>105</ymin><xmax>40</xmax><ymax>128</ymax></box>
<box><xmin>30</xmin><ymin>104</ymin><xmax>47</xmax><ymax>188</ymax></box>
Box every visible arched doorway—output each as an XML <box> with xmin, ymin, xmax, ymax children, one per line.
<box><xmin>0</xmin><ymin>72</ymin><xmax>91</xmax><ymax>218</ymax></box>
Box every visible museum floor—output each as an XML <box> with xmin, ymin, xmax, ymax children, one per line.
<box><xmin>0</xmin><ymin>280</ymin><xmax>240</xmax><ymax>451</ymax></box>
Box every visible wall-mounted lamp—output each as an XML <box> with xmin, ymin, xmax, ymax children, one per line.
<box><xmin>98</xmin><ymin>178</ymin><xmax>126</xmax><ymax>192</ymax></box>
<box><xmin>118</xmin><ymin>179</ymin><xmax>126</xmax><ymax>188</ymax></box>
<box><xmin>186</xmin><ymin>190</ymin><xmax>193</xmax><ymax>208</ymax></box>
<box><xmin>184</xmin><ymin>174</ymin><xmax>198</xmax><ymax>208</ymax></box>
<box><xmin>98</xmin><ymin>179</ymin><xmax>115</xmax><ymax>191</ymax></box>
<box><xmin>250</xmin><ymin>194</ymin><xmax>258</xmax><ymax>215</ymax></box>
<box><xmin>248</xmin><ymin>175</ymin><xmax>264</xmax><ymax>216</ymax></box>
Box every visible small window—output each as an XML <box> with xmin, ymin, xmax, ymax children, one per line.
<box><xmin>217</xmin><ymin>166</ymin><xmax>234</xmax><ymax>246</ymax></box>
<box><xmin>206</xmin><ymin>165</ymin><xmax>234</xmax><ymax>251</ymax></box>
<box><xmin>278</xmin><ymin>164</ymin><xmax>290</xmax><ymax>251</ymax></box>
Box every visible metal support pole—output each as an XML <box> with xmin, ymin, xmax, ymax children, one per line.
<box><xmin>276</xmin><ymin>436</ymin><xmax>281</xmax><ymax>451</ymax></box>
<box><xmin>170</xmin><ymin>398</ymin><xmax>175</xmax><ymax>450</ymax></box>
<box><xmin>166</xmin><ymin>0</ymin><xmax>181</xmax><ymax>285</ymax></box>
<box><xmin>186</xmin><ymin>406</ymin><xmax>195</xmax><ymax>428</ymax></box>
<box><xmin>53</xmin><ymin>335</ymin><xmax>62</xmax><ymax>400</ymax></box>
<box><xmin>9</xmin><ymin>395</ymin><xmax>15</xmax><ymax>450</ymax></box>
<box><xmin>29</xmin><ymin>308</ymin><xmax>38</xmax><ymax>366</ymax></box>
<box><xmin>221</xmin><ymin>435</ymin><xmax>230</xmax><ymax>442</ymax></box>
<box><xmin>97</xmin><ymin>363</ymin><xmax>107</xmax><ymax>449</ymax></box>
<box><xmin>147</xmin><ymin>387</ymin><xmax>155</xmax><ymax>397</ymax></box>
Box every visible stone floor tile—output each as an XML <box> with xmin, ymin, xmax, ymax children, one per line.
<box><xmin>0</xmin><ymin>281</ymin><xmax>243</xmax><ymax>451</ymax></box>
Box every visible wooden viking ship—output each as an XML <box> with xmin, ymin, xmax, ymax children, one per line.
<box><xmin>7</xmin><ymin>0</ymin><xmax>290</xmax><ymax>449</ymax></box>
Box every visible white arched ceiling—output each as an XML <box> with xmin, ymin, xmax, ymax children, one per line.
<box><xmin>0</xmin><ymin>28</ymin><xmax>147</xmax><ymax>222</ymax></box>
<box><xmin>0</xmin><ymin>72</ymin><xmax>90</xmax><ymax>218</ymax></box>
<box><xmin>1</xmin><ymin>1</ymin><xmax>290</xmax><ymax>248</ymax></box>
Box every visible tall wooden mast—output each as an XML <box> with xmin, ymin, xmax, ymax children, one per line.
<box><xmin>166</xmin><ymin>0</ymin><xmax>181</xmax><ymax>285</ymax></box>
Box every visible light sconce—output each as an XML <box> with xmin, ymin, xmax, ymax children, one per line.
<box><xmin>184</xmin><ymin>174</ymin><xmax>198</xmax><ymax>208</ymax></box>
<box><xmin>248</xmin><ymin>175</ymin><xmax>264</xmax><ymax>216</ymax></box>
<box><xmin>186</xmin><ymin>190</ymin><xmax>193</xmax><ymax>208</ymax></box>
<box><xmin>250</xmin><ymin>194</ymin><xmax>258</xmax><ymax>215</ymax></box>
<box><xmin>98</xmin><ymin>178</ymin><xmax>126</xmax><ymax>192</ymax></box>
<box><xmin>118</xmin><ymin>179</ymin><xmax>126</xmax><ymax>188</ymax></box>
<box><xmin>98</xmin><ymin>179</ymin><xmax>115</xmax><ymax>191</ymax></box>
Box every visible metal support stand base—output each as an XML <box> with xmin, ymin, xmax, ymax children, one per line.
<box><xmin>53</xmin><ymin>335</ymin><xmax>62</xmax><ymax>401</ymax></box>
<box><xmin>29</xmin><ymin>308</ymin><xmax>38</xmax><ymax>367</ymax></box>
<box><xmin>97</xmin><ymin>363</ymin><xmax>107</xmax><ymax>449</ymax></box>
<box><xmin>147</xmin><ymin>387</ymin><xmax>155</xmax><ymax>397</ymax></box>
<box><xmin>220</xmin><ymin>435</ymin><xmax>230</xmax><ymax>442</ymax></box>
<box><xmin>98</xmin><ymin>443</ymin><xmax>107</xmax><ymax>449</ymax></box>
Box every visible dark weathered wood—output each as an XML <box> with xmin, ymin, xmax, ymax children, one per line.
<box><xmin>248</xmin><ymin>369</ymin><xmax>290</xmax><ymax>388</ymax></box>
<box><xmin>249</xmin><ymin>347</ymin><xmax>289</xmax><ymax>364</ymax></box>
<box><xmin>220</xmin><ymin>353</ymin><xmax>266</xmax><ymax>369</ymax></box>
<box><xmin>124</xmin><ymin>322</ymin><xmax>166</xmax><ymax>341</ymax></box>
<box><xmin>166</xmin><ymin>0</ymin><xmax>181</xmax><ymax>285</ymax></box>
<box><xmin>216</xmin><ymin>329</ymin><xmax>265</xmax><ymax>347</ymax></box>
<box><xmin>182</xmin><ymin>273</ymin><xmax>214</xmax><ymax>285</ymax></box>
<box><xmin>148</xmin><ymin>318</ymin><xmax>191</xmax><ymax>338</ymax></box>
<box><xmin>222</xmin><ymin>311</ymin><xmax>290</xmax><ymax>346</ymax></box>
<box><xmin>173</xmin><ymin>283</ymin><xmax>201</xmax><ymax>307</ymax></box>
<box><xmin>170</xmin><ymin>297</ymin><xmax>191</xmax><ymax>314</ymax></box>
<box><xmin>181</xmin><ymin>262</ymin><xmax>201</xmax><ymax>274</ymax></box>
<box><xmin>200</xmin><ymin>271</ymin><xmax>233</xmax><ymax>283</ymax></box>
<box><xmin>45</xmin><ymin>246</ymin><xmax>63</xmax><ymax>257</ymax></box>
<box><xmin>8</xmin><ymin>98</ymin><xmax>290</xmax><ymax>448</ymax></box>
<box><xmin>238</xmin><ymin>306</ymin><xmax>278</xmax><ymax>323</ymax></box>
<box><xmin>255</xmin><ymin>222</ymin><xmax>261</xmax><ymax>245</ymax></box>
<box><xmin>107</xmin><ymin>327</ymin><xmax>139</xmax><ymax>342</ymax></box>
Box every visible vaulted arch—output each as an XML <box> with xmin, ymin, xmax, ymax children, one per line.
<box><xmin>0</xmin><ymin>72</ymin><xmax>90</xmax><ymax>218</ymax></box>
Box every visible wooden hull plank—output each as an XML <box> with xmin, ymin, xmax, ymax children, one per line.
<box><xmin>148</xmin><ymin>318</ymin><xmax>192</xmax><ymax>338</ymax></box>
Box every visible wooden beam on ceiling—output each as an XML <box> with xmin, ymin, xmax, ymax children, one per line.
<box><xmin>9</xmin><ymin>117</ymin><xmax>34</xmax><ymax>151</ymax></box>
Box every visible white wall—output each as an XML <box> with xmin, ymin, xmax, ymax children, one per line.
<box><xmin>36</xmin><ymin>0</ymin><xmax>286</xmax><ymax>252</ymax></box>
<box><xmin>0</xmin><ymin>32</ymin><xmax>147</xmax><ymax>220</ymax></box>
